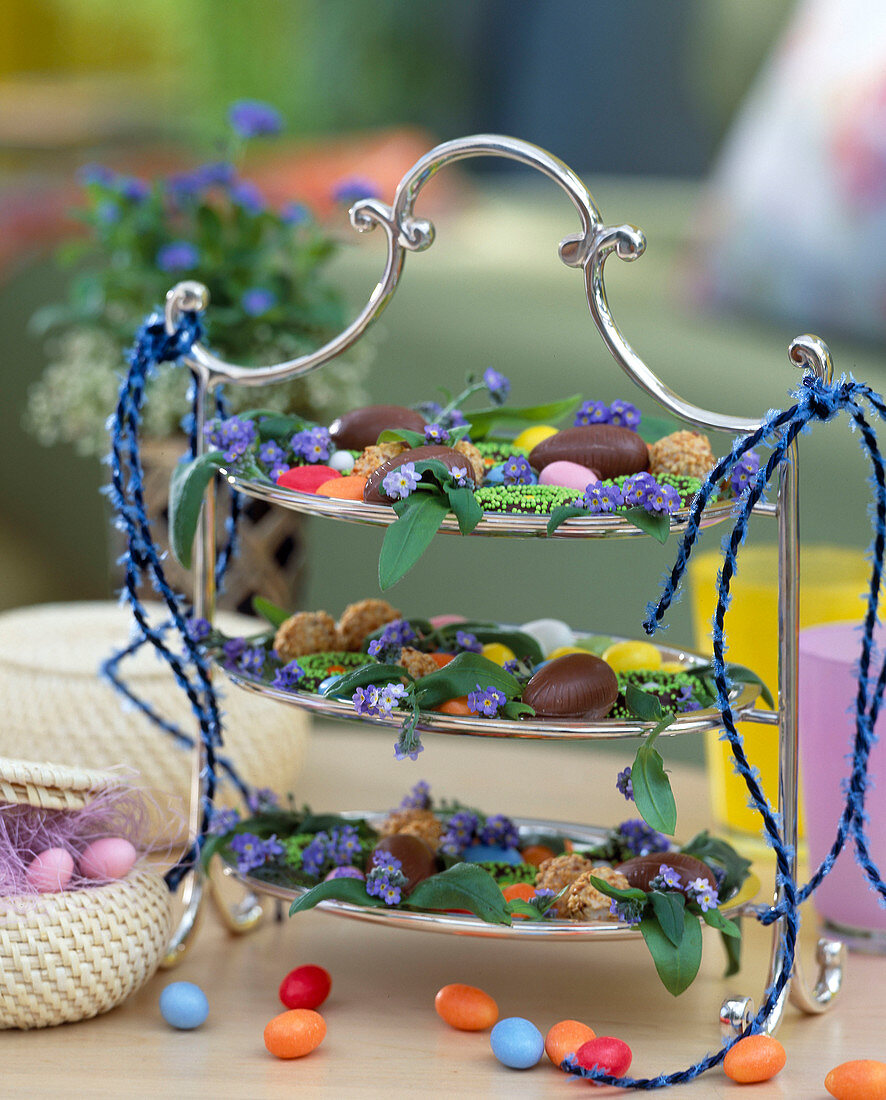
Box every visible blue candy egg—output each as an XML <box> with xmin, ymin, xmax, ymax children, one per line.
<box><xmin>490</xmin><ymin>1017</ymin><xmax>544</xmax><ymax>1069</ymax></box>
<box><xmin>159</xmin><ymin>982</ymin><xmax>209</xmax><ymax>1030</ymax></box>
<box><xmin>317</xmin><ymin>674</ymin><xmax>342</xmax><ymax>695</ymax></box>
<box><xmin>463</xmin><ymin>844</ymin><xmax>523</xmax><ymax>865</ymax></box>
<box><xmin>484</xmin><ymin>464</ymin><xmax>507</xmax><ymax>485</ymax></box>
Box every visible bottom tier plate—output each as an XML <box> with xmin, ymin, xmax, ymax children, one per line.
<box><xmin>221</xmin><ymin>814</ymin><xmax>760</xmax><ymax>942</ymax></box>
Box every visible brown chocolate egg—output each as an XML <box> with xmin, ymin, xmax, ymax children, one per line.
<box><xmin>364</xmin><ymin>445</ymin><xmax>472</xmax><ymax>503</ymax></box>
<box><xmin>521</xmin><ymin>653</ymin><xmax>618</xmax><ymax>720</ymax></box>
<box><xmin>368</xmin><ymin>834</ymin><xmax>438</xmax><ymax>893</ymax></box>
<box><xmin>615</xmin><ymin>852</ymin><xmax>716</xmax><ymax>892</ymax></box>
<box><xmin>329</xmin><ymin>405</ymin><xmax>426</xmax><ymax>451</ymax></box>
<box><xmin>528</xmin><ymin>425</ymin><xmax>649</xmax><ymax>480</ymax></box>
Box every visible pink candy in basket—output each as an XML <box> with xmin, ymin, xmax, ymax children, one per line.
<box><xmin>25</xmin><ymin>848</ymin><xmax>74</xmax><ymax>893</ymax></box>
<box><xmin>79</xmin><ymin>837</ymin><xmax>138</xmax><ymax>880</ymax></box>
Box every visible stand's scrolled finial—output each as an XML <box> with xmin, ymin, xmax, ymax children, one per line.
<box><xmin>789</xmin><ymin>334</ymin><xmax>834</xmax><ymax>385</ymax></box>
<box><xmin>165</xmin><ymin>280</ymin><xmax>210</xmax><ymax>336</ymax></box>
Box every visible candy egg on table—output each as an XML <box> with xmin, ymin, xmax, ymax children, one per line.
<box><xmin>159</xmin><ymin>982</ymin><xmax>209</xmax><ymax>1030</ymax></box>
<box><xmin>279</xmin><ymin>964</ymin><xmax>331</xmax><ymax>1010</ymax></box>
<box><xmin>575</xmin><ymin>1035</ymin><xmax>632</xmax><ymax>1077</ymax></box>
<box><xmin>490</xmin><ymin>1017</ymin><xmax>545</xmax><ymax>1069</ymax></box>
<box><xmin>512</xmin><ymin>424</ymin><xmax>558</xmax><ymax>451</ymax></box>
<box><xmin>25</xmin><ymin>848</ymin><xmax>75</xmax><ymax>893</ymax></box>
<box><xmin>723</xmin><ymin>1034</ymin><xmax>786</xmax><ymax>1084</ymax></box>
<box><xmin>328</xmin><ymin>449</ymin><xmax>355</xmax><ymax>473</ymax></box>
<box><xmin>519</xmin><ymin>618</ymin><xmax>575</xmax><ymax>658</ymax></box>
<box><xmin>79</xmin><ymin>837</ymin><xmax>138</xmax><ymax>880</ymax></box>
<box><xmin>481</xmin><ymin>642</ymin><xmax>516</xmax><ymax>667</ymax></box>
<box><xmin>435</xmin><ymin>983</ymin><xmax>499</xmax><ymax>1031</ymax></box>
<box><xmin>538</xmin><ymin>460</ymin><xmax>599</xmax><ymax>491</ymax></box>
<box><xmin>545</xmin><ymin>1019</ymin><xmax>597</xmax><ymax>1069</ymax></box>
<box><xmin>602</xmin><ymin>640</ymin><xmax>663</xmax><ymax>673</ymax></box>
<box><xmin>264</xmin><ymin>1008</ymin><xmax>326</xmax><ymax>1059</ymax></box>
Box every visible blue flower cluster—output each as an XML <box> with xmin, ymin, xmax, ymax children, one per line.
<box><xmin>332</xmin><ymin>176</ymin><xmax>381</xmax><ymax>204</ymax></box>
<box><xmin>648</xmin><ymin>863</ymin><xmax>720</xmax><ymax>912</ymax></box>
<box><xmin>258</xmin><ymin>441</ymin><xmax>290</xmax><ymax>481</ymax></box>
<box><xmin>617</xmin><ymin>819</ymin><xmax>669</xmax><ymax>857</ymax></box>
<box><xmin>352</xmin><ymin>682</ymin><xmax>408</xmax><ymax>718</ymax></box>
<box><xmin>729</xmin><ymin>449</ymin><xmax>761</xmax><ymax>496</ymax></box>
<box><xmin>400</xmin><ymin>780</ymin><xmax>432</xmax><ymax>811</ymax></box>
<box><xmin>574</xmin><ymin>398</ymin><xmax>641</xmax><ymax>429</ymax></box>
<box><xmin>502</xmin><ymin>455</ymin><xmax>534</xmax><ymax>485</ymax></box>
<box><xmin>301</xmin><ymin>825</ymin><xmax>363</xmax><ymax>877</ymax></box>
<box><xmin>241</xmin><ymin>287</ymin><xmax>277</xmax><ymax>317</ymax></box>
<box><xmin>204</xmin><ymin>416</ymin><xmax>258</xmax><ymax>463</ymax></box>
<box><xmin>467</xmin><ymin>684</ymin><xmax>507</xmax><ymax>718</ymax></box>
<box><xmin>208</xmin><ymin>807</ymin><xmax>241</xmax><ymax>836</ymax></box>
<box><xmin>290</xmin><ymin>426</ymin><xmax>332</xmax><ymax>464</ymax></box>
<box><xmin>229</xmin><ymin>832</ymin><xmax>284</xmax><ymax>874</ymax></box>
<box><xmin>582</xmin><ymin>483</ymin><xmax>624</xmax><ymax>513</ymax></box>
<box><xmin>581</xmin><ymin>472</ymin><xmax>682</xmax><ymax>516</ymax></box>
<box><xmin>367</xmin><ymin>619</ymin><xmax>417</xmax><ymax>659</ymax></box>
<box><xmin>616</xmin><ymin>766</ymin><xmax>634</xmax><ymax>801</ymax></box>
<box><xmin>454</xmin><ymin>631</ymin><xmax>482</xmax><ymax>654</ymax></box>
<box><xmin>483</xmin><ymin>367</ymin><xmax>511</xmax><ymax>405</ymax></box>
<box><xmin>382</xmin><ymin>461</ymin><xmax>419</xmax><ymax>500</ymax></box>
<box><xmin>479</xmin><ymin>813</ymin><xmax>520</xmax><ymax>849</ymax></box>
<box><xmin>228</xmin><ymin>100</ymin><xmax>284</xmax><ymax>139</ymax></box>
<box><xmin>271</xmin><ymin>660</ymin><xmax>305</xmax><ymax>691</ymax></box>
<box><xmin>187</xmin><ymin>617</ymin><xmax>212</xmax><ymax>642</ymax></box>
<box><xmin>365</xmin><ymin>851</ymin><xmax>408</xmax><ymax>905</ymax></box>
<box><xmin>423</xmin><ymin>423</ymin><xmax>450</xmax><ymax>444</ymax></box>
<box><xmin>439</xmin><ymin>810</ymin><xmax>480</xmax><ymax>856</ymax></box>
<box><xmin>609</xmin><ymin>897</ymin><xmax>645</xmax><ymax>925</ymax></box>
<box><xmin>157</xmin><ymin>240</ymin><xmax>200</xmax><ymax>272</ymax></box>
<box><xmin>247</xmin><ymin>787</ymin><xmax>279</xmax><ymax>813</ymax></box>
<box><xmin>222</xmin><ymin>636</ymin><xmax>246</xmax><ymax>668</ymax></box>
<box><xmin>238</xmin><ymin>646</ymin><xmax>265</xmax><ymax>676</ymax></box>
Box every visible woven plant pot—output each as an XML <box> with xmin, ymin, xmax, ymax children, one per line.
<box><xmin>0</xmin><ymin>757</ymin><xmax>174</xmax><ymax>1030</ymax></box>
<box><xmin>0</xmin><ymin>601</ymin><xmax>310</xmax><ymax>846</ymax></box>
<box><xmin>136</xmin><ymin>437</ymin><xmax>307</xmax><ymax>615</ymax></box>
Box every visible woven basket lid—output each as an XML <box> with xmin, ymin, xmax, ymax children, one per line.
<box><xmin>0</xmin><ymin>756</ymin><xmax>125</xmax><ymax>811</ymax></box>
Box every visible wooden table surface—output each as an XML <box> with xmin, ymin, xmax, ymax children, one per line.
<box><xmin>4</xmin><ymin>720</ymin><xmax>884</xmax><ymax>1098</ymax></box>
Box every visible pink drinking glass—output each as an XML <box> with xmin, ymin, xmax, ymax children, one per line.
<box><xmin>799</xmin><ymin>621</ymin><xmax>886</xmax><ymax>952</ymax></box>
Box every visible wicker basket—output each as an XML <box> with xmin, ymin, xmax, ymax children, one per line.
<box><xmin>0</xmin><ymin>757</ymin><xmax>174</xmax><ymax>1030</ymax></box>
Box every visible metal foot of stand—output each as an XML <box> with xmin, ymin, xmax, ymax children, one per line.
<box><xmin>162</xmin><ymin>868</ymin><xmax>267</xmax><ymax>969</ymax></box>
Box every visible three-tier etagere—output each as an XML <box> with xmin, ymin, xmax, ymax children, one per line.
<box><xmin>160</xmin><ymin>134</ymin><xmax>845</xmax><ymax>1039</ymax></box>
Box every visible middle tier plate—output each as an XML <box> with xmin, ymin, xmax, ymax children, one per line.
<box><xmin>222</xmin><ymin>470</ymin><xmax>738</xmax><ymax>540</ymax></box>
<box><xmin>220</xmin><ymin>633</ymin><xmax>762</xmax><ymax>741</ymax></box>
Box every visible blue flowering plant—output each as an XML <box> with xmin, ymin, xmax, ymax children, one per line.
<box><xmin>26</xmin><ymin>100</ymin><xmax>367</xmax><ymax>457</ymax></box>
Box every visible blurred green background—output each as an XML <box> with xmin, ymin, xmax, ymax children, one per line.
<box><xmin>1</xmin><ymin>0</ymin><xmax>880</xmax><ymax>693</ymax></box>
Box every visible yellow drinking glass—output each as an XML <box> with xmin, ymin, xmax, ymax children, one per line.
<box><xmin>688</xmin><ymin>545</ymin><xmax>870</xmax><ymax>846</ymax></box>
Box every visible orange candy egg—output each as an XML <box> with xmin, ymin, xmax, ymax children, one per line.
<box><xmin>315</xmin><ymin>474</ymin><xmax>367</xmax><ymax>500</ymax></box>
<box><xmin>263</xmin><ymin>1009</ymin><xmax>327</xmax><ymax>1059</ymax></box>
<box><xmin>545</xmin><ymin>1019</ymin><xmax>597</xmax><ymax>1068</ymax></box>
<box><xmin>433</xmin><ymin>696</ymin><xmax>472</xmax><ymax>716</ymax></box>
<box><xmin>520</xmin><ymin>844</ymin><xmax>556</xmax><ymax>868</ymax></box>
<box><xmin>501</xmin><ymin>883</ymin><xmax>536</xmax><ymax>903</ymax></box>
<box><xmin>723</xmin><ymin>1034</ymin><xmax>786</xmax><ymax>1083</ymax></box>
<box><xmin>427</xmin><ymin>652</ymin><xmax>456</xmax><ymax>669</ymax></box>
<box><xmin>825</xmin><ymin>1059</ymin><xmax>886</xmax><ymax>1099</ymax></box>
<box><xmin>434</xmin><ymin>983</ymin><xmax>499</xmax><ymax>1031</ymax></box>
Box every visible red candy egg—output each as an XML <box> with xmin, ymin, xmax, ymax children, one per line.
<box><xmin>575</xmin><ymin>1036</ymin><xmax>633</xmax><ymax>1078</ymax></box>
<box><xmin>276</xmin><ymin>465</ymin><xmax>340</xmax><ymax>493</ymax></box>
<box><xmin>279</xmin><ymin>964</ymin><xmax>332</xmax><ymax>1010</ymax></box>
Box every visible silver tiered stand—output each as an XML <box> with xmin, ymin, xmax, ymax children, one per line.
<box><xmin>160</xmin><ymin>134</ymin><xmax>845</xmax><ymax>1038</ymax></box>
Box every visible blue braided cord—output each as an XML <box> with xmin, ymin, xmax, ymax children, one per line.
<box><xmin>103</xmin><ymin>311</ymin><xmax>240</xmax><ymax>890</ymax></box>
<box><xmin>564</xmin><ymin>375</ymin><xmax>886</xmax><ymax>1089</ymax></box>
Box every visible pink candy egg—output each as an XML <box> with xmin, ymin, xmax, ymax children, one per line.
<box><xmin>429</xmin><ymin>614</ymin><xmax>466</xmax><ymax>629</ymax></box>
<box><xmin>539</xmin><ymin>460</ymin><xmax>599</xmax><ymax>491</ymax></box>
<box><xmin>25</xmin><ymin>848</ymin><xmax>75</xmax><ymax>893</ymax></box>
<box><xmin>79</xmin><ymin>837</ymin><xmax>138</xmax><ymax>880</ymax></box>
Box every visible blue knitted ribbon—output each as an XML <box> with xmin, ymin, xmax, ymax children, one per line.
<box><xmin>565</xmin><ymin>373</ymin><xmax>886</xmax><ymax>1089</ymax></box>
<box><xmin>102</xmin><ymin>311</ymin><xmax>248</xmax><ymax>890</ymax></box>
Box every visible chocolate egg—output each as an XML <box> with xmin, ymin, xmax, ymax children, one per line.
<box><xmin>528</xmin><ymin>425</ymin><xmax>649</xmax><ymax>480</ymax></box>
<box><xmin>329</xmin><ymin>405</ymin><xmax>426</xmax><ymax>450</ymax></box>
<box><xmin>615</xmin><ymin>852</ymin><xmax>716</xmax><ymax>892</ymax></box>
<box><xmin>364</xmin><ymin>445</ymin><xmax>472</xmax><ymax>503</ymax></box>
<box><xmin>521</xmin><ymin>653</ymin><xmax>618</xmax><ymax>720</ymax></box>
<box><xmin>368</xmin><ymin>834</ymin><xmax>438</xmax><ymax>892</ymax></box>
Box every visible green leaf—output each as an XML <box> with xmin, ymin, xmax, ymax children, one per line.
<box><xmin>701</xmin><ymin>906</ymin><xmax>741</xmax><ymax>939</ymax></box>
<box><xmin>465</xmin><ymin>395</ymin><xmax>583</xmax><ymax>440</ymax></box>
<box><xmin>572</xmin><ymin>634</ymin><xmax>615</xmax><ymax>657</ymax></box>
<box><xmin>726</xmin><ymin>662</ymin><xmax>775</xmax><ymax>709</ymax></box>
<box><xmin>622</xmin><ymin>505</ymin><xmax>670</xmax><ymax>543</ymax></box>
<box><xmin>637</xmin><ymin>415</ymin><xmax>681</xmax><ymax>445</ymax></box>
<box><xmin>640</xmin><ymin>911</ymin><xmax>703</xmax><ymax>996</ymax></box>
<box><xmin>650</xmin><ymin>890</ymin><xmax>686</xmax><ymax>948</ymax></box>
<box><xmin>377</xmin><ymin>427</ymin><xmax>427</xmax><ymax>447</ymax></box>
<box><xmin>378</xmin><ymin>493</ymin><xmax>449</xmax><ymax>590</ymax></box>
<box><xmin>506</xmin><ymin>899</ymin><xmax>546</xmax><ymax>922</ymax></box>
<box><xmin>632</xmin><ymin>741</ymin><xmax>677</xmax><ymax>835</ymax></box>
<box><xmin>720</xmin><ymin>924</ymin><xmax>742</xmax><ymax>977</ymax></box>
<box><xmin>547</xmin><ymin>505</ymin><xmax>588</xmax><ymax>535</ymax></box>
<box><xmin>255</xmin><ymin>414</ymin><xmax>311</xmax><ymax>440</ymax></box>
<box><xmin>445</xmin><ymin>485</ymin><xmax>483</xmax><ymax>534</ymax></box>
<box><xmin>251</xmin><ymin>596</ymin><xmax>291</xmax><ymax>629</ymax></box>
<box><xmin>587</xmin><ymin>876</ymin><xmax>648</xmax><ymax>903</ymax></box>
<box><xmin>501</xmin><ymin>700</ymin><xmax>535</xmax><ymax>719</ymax></box>
<box><xmin>625</xmin><ymin>683</ymin><xmax>664</xmax><ymax>722</ymax></box>
<box><xmin>405</xmin><ymin>864</ymin><xmax>512</xmax><ymax>925</ymax></box>
<box><xmin>322</xmin><ymin>663</ymin><xmax>410</xmax><ymax>698</ymax></box>
<box><xmin>289</xmin><ymin>876</ymin><xmax>386</xmax><ymax>916</ymax></box>
<box><xmin>411</xmin><ymin>652</ymin><xmax>522</xmax><ymax>710</ymax></box>
<box><xmin>679</xmin><ymin>831</ymin><xmax>752</xmax><ymax>899</ymax></box>
<box><xmin>168</xmin><ymin>450</ymin><xmax>224</xmax><ymax>569</ymax></box>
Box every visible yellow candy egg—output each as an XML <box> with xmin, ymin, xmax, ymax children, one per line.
<box><xmin>602</xmin><ymin>640</ymin><xmax>663</xmax><ymax>673</ymax></box>
<box><xmin>513</xmin><ymin>425</ymin><xmax>558</xmax><ymax>452</ymax></box>
<box><xmin>660</xmin><ymin>661</ymin><xmax>685</xmax><ymax>674</ymax></box>
<box><xmin>482</xmin><ymin>643</ymin><xmax>516</xmax><ymax>667</ymax></box>
<box><xmin>546</xmin><ymin>645</ymin><xmax>589</xmax><ymax>661</ymax></box>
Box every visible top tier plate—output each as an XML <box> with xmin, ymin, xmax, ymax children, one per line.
<box><xmin>223</xmin><ymin>469</ymin><xmax>736</xmax><ymax>540</ymax></box>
